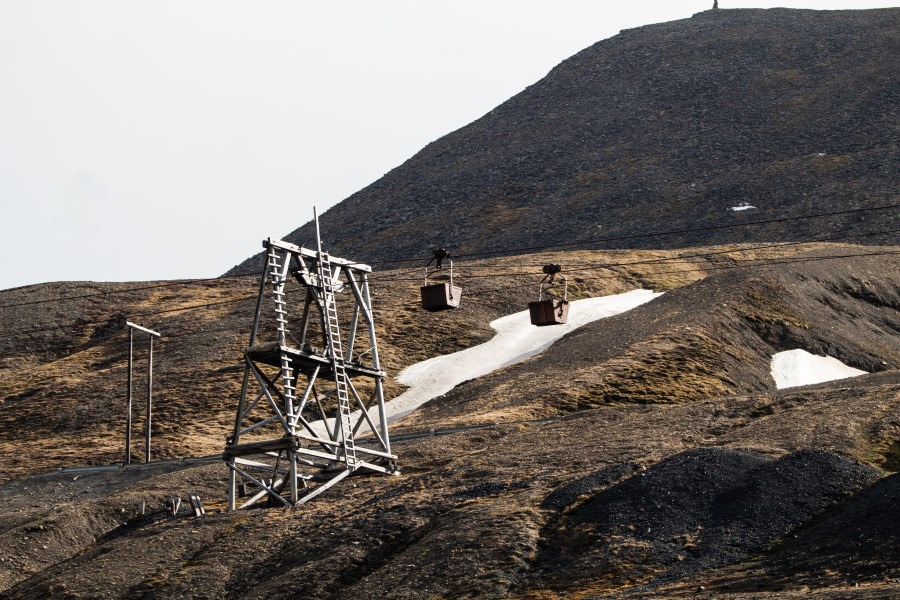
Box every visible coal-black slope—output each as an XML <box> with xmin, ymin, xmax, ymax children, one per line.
<box><xmin>227</xmin><ymin>8</ymin><xmax>899</xmax><ymax>275</ymax></box>
<box><xmin>532</xmin><ymin>448</ymin><xmax>881</xmax><ymax>591</ymax></box>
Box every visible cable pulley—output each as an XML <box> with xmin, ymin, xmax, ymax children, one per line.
<box><xmin>427</xmin><ymin>248</ymin><xmax>451</xmax><ymax>270</ymax></box>
<box><xmin>542</xmin><ymin>263</ymin><xmax>562</xmax><ymax>284</ymax></box>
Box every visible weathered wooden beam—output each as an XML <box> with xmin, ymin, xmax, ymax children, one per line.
<box><xmin>125</xmin><ymin>321</ymin><xmax>161</xmax><ymax>337</ymax></box>
<box><xmin>224</xmin><ymin>437</ymin><xmax>297</xmax><ymax>457</ymax></box>
<box><xmin>265</xmin><ymin>238</ymin><xmax>372</xmax><ymax>272</ymax></box>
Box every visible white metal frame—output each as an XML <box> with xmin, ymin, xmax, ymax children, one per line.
<box><xmin>225</xmin><ymin>234</ymin><xmax>398</xmax><ymax>510</ymax></box>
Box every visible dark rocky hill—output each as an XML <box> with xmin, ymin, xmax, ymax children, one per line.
<box><xmin>226</xmin><ymin>7</ymin><xmax>899</xmax><ymax>275</ymax></box>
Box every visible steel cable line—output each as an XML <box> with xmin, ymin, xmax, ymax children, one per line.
<box><xmin>5</xmin><ymin>239</ymin><xmax>900</xmax><ymax>337</ymax></box>
<box><xmin>0</xmin><ymin>218</ymin><xmax>900</xmax><ymax>333</ymax></box>
<box><xmin>372</xmin><ymin>226</ymin><xmax>900</xmax><ymax>282</ymax></box>
<box><xmin>369</xmin><ymin>247</ymin><xmax>900</xmax><ymax>310</ymax></box>
<box><xmin>548</xmin><ymin>226</ymin><xmax>900</xmax><ymax>270</ymax></box>
<box><xmin>0</xmin><ymin>273</ymin><xmax>256</xmax><ymax>310</ymax></box>
<box><xmin>3</xmin><ymin>232</ymin><xmax>899</xmax><ymax>340</ymax></box>
<box><xmin>362</xmin><ymin>206</ymin><xmax>900</xmax><ymax>281</ymax></box>
<box><xmin>1</xmin><ymin>201</ymin><xmax>895</xmax><ymax>307</ymax></box>
<box><xmin>302</xmin><ymin>200</ymin><xmax>900</xmax><ymax>277</ymax></box>
<box><xmin>4</xmin><ymin>247</ymin><xmax>899</xmax><ymax>344</ymax></box>
<box><xmin>357</xmin><ymin>200</ymin><xmax>900</xmax><ymax>269</ymax></box>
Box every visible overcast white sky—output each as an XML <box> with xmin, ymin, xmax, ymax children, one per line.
<box><xmin>1</xmin><ymin>1</ymin><xmax>895</xmax><ymax>290</ymax></box>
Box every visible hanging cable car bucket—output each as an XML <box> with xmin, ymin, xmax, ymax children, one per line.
<box><xmin>420</xmin><ymin>254</ymin><xmax>462</xmax><ymax>311</ymax></box>
<box><xmin>528</xmin><ymin>298</ymin><xmax>569</xmax><ymax>326</ymax></box>
<box><xmin>529</xmin><ymin>267</ymin><xmax>568</xmax><ymax>325</ymax></box>
<box><xmin>421</xmin><ymin>282</ymin><xmax>462</xmax><ymax>311</ymax></box>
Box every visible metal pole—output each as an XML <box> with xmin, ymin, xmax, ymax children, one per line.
<box><xmin>233</xmin><ymin>248</ymin><xmax>270</xmax><ymax>440</ymax></box>
<box><xmin>126</xmin><ymin>327</ymin><xmax>133</xmax><ymax>465</ymax></box>
<box><xmin>363</xmin><ymin>275</ymin><xmax>391</xmax><ymax>454</ymax></box>
<box><xmin>229</xmin><ymin>248</ymin><xmax>270</xmax><ymax>511</ymax></box>
<box><xmin>313</xmin><ymin>206</ymin><xmax>321</xmax><ymax>255</ymax></box>
<box><xmin>289</xmin><ymin>452</ymin><xmax>298</xmax><ymax>504</ymax></box>
<box><xmin>145</xmin><ymin>334</ymin><xmax>153</xmax><ymax>463</ymax></box>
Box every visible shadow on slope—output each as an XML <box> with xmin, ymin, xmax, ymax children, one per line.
<box><xmin>525</xmin><ymin>448</ymin><xmax>880</xmax><ymax>596</ymax></box>
<box><xmin>699</xmin><ymin>471</ymin><xmax>900</xmax><ymax>594</ymax></box>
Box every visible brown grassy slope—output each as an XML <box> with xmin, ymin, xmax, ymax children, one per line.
<box><xmin>0</xmin><ymin>245</ymin><xmax>723</xmax><ymax>478</ymax></box>
<box><xmin>0</xmin><ymin>245</ymin><xmax>898</xmax><ymax>597</ymax></box>
<box><xmin>400</xmin><ymin>249</ymin><xmax>900</xmax><ymax>431</ymax></box>
<box><xmin>1</xmin><ymin>244</ymin><xmax>894</xmax><ymax>478</ymax></box>
<box><xmin>0</xmin><ymin>277</ymin><xmax>255</xmax><ymax>476</ymax></box>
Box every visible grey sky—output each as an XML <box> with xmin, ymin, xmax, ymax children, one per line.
<box><xmin>1</xmin><ymin>1</ymin><xmax>894</xmax><ymax>290</ymax></box>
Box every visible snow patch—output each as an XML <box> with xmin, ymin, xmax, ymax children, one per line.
<box><xmin>770</xmin><ymin>349</ymin><xmax>867</xmax><ymax>389</ymax></box>
<box><xmin>731</xmin><ymin>203</ymin><xmax>756</xmax><ymax>212</ymax></box>
<box><xmin>384</xmin><ymin>289</ymin><xmax>663</xmax><ymax>422</ymax></box>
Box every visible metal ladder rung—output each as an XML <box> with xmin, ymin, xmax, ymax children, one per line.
<box><xmin>318</xmin><ymin>253</ymin><xmax>357</xmax><ymax>467</ymax></box>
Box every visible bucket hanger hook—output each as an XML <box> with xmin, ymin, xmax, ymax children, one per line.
<box><xmin>424</xmin><ymin>248</ymin><xmax>451</xmax><ymax>284</ymax></box>
<box><xmin>539</xmin><ymin>264</ymin><xmax>567</xmax><ymax>302</ymax></box>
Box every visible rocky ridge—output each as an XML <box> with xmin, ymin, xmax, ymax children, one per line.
<box><xmin>226</xmin><ymin>8</ymin><xmax>899</xmax><ymax>276</ymax></box>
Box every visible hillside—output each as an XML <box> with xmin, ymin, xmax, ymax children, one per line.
<box><xmin>0</xmin><ymin>244</ymin><xmax>737</xmax><ymax>477</ymax></box>
<box><xmin>2</xmin><ymin>244</ymin><xmax>900</xmax><ymax>597</ymax></box>
<box><xmin>400</xmin><ymin>250</ymin><xmax>900</xmax><ymax>430</ymax></box>
<box><xmin>1</xmin><ymin>6</ymin><xmax>899</xmax><ymax>598</ymax></box>
<box><xmin>226</xmin><ymin>7</ymin><xmax>899</xmax><ymax>276</ymax></box>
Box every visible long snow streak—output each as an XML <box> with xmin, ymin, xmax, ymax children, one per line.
<box><xmin>385</xmin><ymin>289</ymin><xmax>662</xmax><ymax>422</ymax></box>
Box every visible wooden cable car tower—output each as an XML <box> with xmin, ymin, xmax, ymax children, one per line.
<box><xmin>225</xmin><ymin>217</ymin><xmax>398</xmax><ymax>509</ymax></box>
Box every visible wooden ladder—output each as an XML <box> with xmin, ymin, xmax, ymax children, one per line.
<box><xmin>267</xmin><ymin>247</ymin><xmax>296</xmax><ymax>414</ymax></box>
<box><xmin>318</xmin><ymin>252</ymin><xmax>357</xmax><ymax>468</ymax></box>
